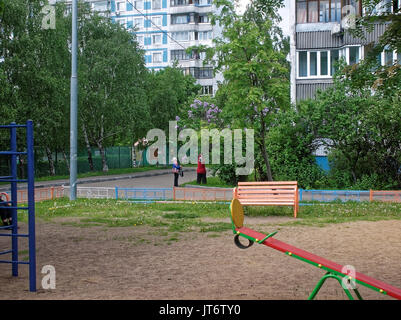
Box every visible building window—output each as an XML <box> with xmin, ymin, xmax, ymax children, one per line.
<box><xmin>116</xmin><ymin>1</ymin><xmax>125</xmax><ymax>11</ymax></box>
<box><xmin>171</xmin><ymin>0</ymin><xmax>193</xmax><ymax>6</ymax></box>
<box><xmin>201</xmin><ymin>85</ymin><xmax>213</xmax><ymax>95</ymax></box>
<box><xmin>171</xmin><ymin>31</ymin><xmax>189</xmax><ymax>41</ymax></box>
<box><xmin>349</xmin><ymin>46</ymin><xmax>360</xmax><ymax>65</ymax></box>
<box><xmin>296</xmin><ymin>0</ymin><xmax>359</xmax><ymax>23</ymax></box>
<box><xmin>198</xmin><ymin>14</ymin><xmax>210</xmax><ymax>23</ymax></box>
<box><xmin>196</xmin><ymin>0</ymin><xmax>212</xmax><ymax>5</ymax></box>
<box><xmin>93</xmin><ymin>1</ymin><xmax>108</xmax><ymax>12</ymax></box>
<box><xmin>152</xmin><ymin>16</ymin><xmax>162</xmax><ymax>26</ymax></box>
<box><xmin>152</xmin><ymin>0</ymin><xmax>161</xmax><ymax>9</ymax></box>
<box><xmin>197</xmin><ymin>31</ymin><xmax>213</xmax><ymax>41</ymax></box>
<box><xmin>134</xmin><ymin>18</ymin><xmax>143</xmax><ymax>28</ymax></box>
<box><xmin>152</xmin><ymin>34</ymin><xmax>162</xmax><ymax>44</ymax></box>
<box><xmin>153</xmin><ymin>52</ymin><xmax>162</xmax><ymax>63</ymax></box>
<box><xmin>182</xmin><ymin>67</ymin><xmax>213</xmax><ymax>79</ymax></box>
<box><xmin>320</xmin><ymin>51</ymin><xmax>328</xmax><ymax>75</ymax></box>
<box><xmin>134</xmin><ymin>1</ymin><xmax>143</xmax><ymax>10</ymax></box>
<box><xmin>299</xmin><ymin>51</ymin><xmax>308</xmax><ymax>77</ymax></box>
<box><xmin>171</xmin><ymin>50</ymin><xmax>191</xmax><ymax>61</ymax></box>
<box><xmin>115</xmin><ymin>18</ymin><xmax>126</xmax><ymax>26</ymax></box>
<box><xmin>171</xmin><ymin>14</ymin><xmax>189</xmax><ymax>24</ymax></box>
<box><xmin>136</xmin><ymin>35</ymin><xmax>144</xmax><ymax>45</ymax></box>
<box><xmin>310</xmin><ymin>51</ymin><xmax>318</xmax><ymax>75</ymax></box>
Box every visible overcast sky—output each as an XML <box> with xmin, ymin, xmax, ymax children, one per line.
<box><xmin>236</xmin><ymin>0</ymin><xmax>291</xmax><ymax>36</ymax></box>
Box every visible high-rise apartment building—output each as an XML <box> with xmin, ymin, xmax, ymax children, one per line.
<box><xmin>289</xmin><ymin>0</ymin><xmax>400</xmax><ymax>103</ymax></box>
<box><xmin>58</xmin><ymin>0</ymin><xmax>222</xmax><ymax>95</ymax></box>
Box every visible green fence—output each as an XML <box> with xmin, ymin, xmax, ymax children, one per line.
<box><xmin>0</xmin><ymin>146</ymin><xmax>137</xmax><ymax>178</ymax></box>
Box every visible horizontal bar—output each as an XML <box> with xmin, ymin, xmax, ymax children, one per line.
<box><xmin>0</xmin><ymin>176</ymin><xmax>13</xmax><ymax>179</ymax></box>
<box><xmin>0</xmin><ymin>250</ymin><xmax>13</xmax><ymax>256</ymax></box>
<box><xmin>0</xmin><ymin>151</ymin><xmax>28</xmax><ymax>155</ymax></box>
<box><xmin>0</xmin><ymin>225</ymin><xmax>13</xmax><ymax>230</ymax></box>
<box><xmin>0</xmin><ymin>233</ymin><xmax>29</xmax><ymax>238</ymax></box>
<box><xmin>0</xmin><ymin>179</ymin><xmax>28</xmax><ymax>183</ymax></box>
<box><xmin>0</xmin><ymin>260</ymin><xmax>30</xmax><ymax>265</ymax></box>
<box><xmin>0</xmin><ymin>124</ymin><xmax>27</xmax><ymax>128</ymax></box>
<box><xmin>0</xmin><ymin>206</ymin><xmax>29</xmax><ymax>210</ymax></box>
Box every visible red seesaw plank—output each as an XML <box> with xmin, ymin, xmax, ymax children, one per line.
<box><xmin>236</xmin><ymin>226</ymin><xmax>401</xmax><ymax>300</ymax></box>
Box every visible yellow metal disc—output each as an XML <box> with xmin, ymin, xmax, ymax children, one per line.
<box><xmin>230</xmin><ymin>198</ymin><xmax>244</xmax><ymax>228</ymax></box>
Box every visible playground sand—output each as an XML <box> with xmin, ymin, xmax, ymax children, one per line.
<box><xmin>1</xmin><ymin>218</ymin><xmax>400</xmax><ymax>300</ymax></box>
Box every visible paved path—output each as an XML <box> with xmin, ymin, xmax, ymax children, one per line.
<box><xmin>0</xmin><ymin>167</ymin><xmax>211</xmax><ymax>192</ymax></box>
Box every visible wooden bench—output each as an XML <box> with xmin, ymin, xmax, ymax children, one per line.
<box><xmin>233</xmin><ymin>181</ymin><xmax>299</xmax><ymax>218</ymax></box>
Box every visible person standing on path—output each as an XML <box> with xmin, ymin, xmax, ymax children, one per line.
<box><xmin>197</xmin><ymin>153</ymin><xmax>207</xmax><ymax>184</ymax></box>
<box><xmin>172</xmin><ymin>157</ymin><xmax>181</xmax><ymax>187</ymax></box>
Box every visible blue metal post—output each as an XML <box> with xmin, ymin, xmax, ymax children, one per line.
<box><xmin>26</xmin><ymin>120</ymin><xmax>36</xmax><ymax>292</ymax></box>
<box><xmin>115</xmin><ymin>186</ymin><xmax>118</xmax><ymax>200</ymax></box>
<box><xmin>10</xmin><ymin>123</ymin><xmax>18</xmax><ymax>277</ymax></box>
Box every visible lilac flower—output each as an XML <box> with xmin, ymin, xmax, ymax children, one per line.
<box><xmin>175</xmin><ymin>116</ymin><xmax>180</xmax><ymax>121</ymax></box>
<box><xmin>188</xmin><ymin>110</ymin><xmax>193</xmax><ymax>118</ymax></box>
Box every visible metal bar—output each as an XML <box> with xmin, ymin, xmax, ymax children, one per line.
<box><xmin>27</xmin><ymin>120</ymin><xmax>37</xmax><ymax>292</ymax></box>
<box><xmin>0</xmin><ymin>207</ymin><xmax>29</xmax><ymax>210</ymax></box>
<box><xmin>0</xmin><ymin>250</ymin><xmax>13</xmax><ymax>256</ymax></box>
<box><xmin>69</xmin><ymin>0</ymin><xmax>78</xmax><ymax>201</ymax></box>
<box><xmin>0</xmin><ymin>151</ymin><xmax>28</xmax><ymax>155</ymax></box>
<box><xmin>0</xmin><ymin>260</ymin><xmax>30</xmax><ymax>265</ymax></box>
<box><xmin>0</xmin><ymin>125</ymin><xmax>27</xmax><ymax>128</ymax></box>
<box><xmin>308</xmin><ymin>272</ymin><xmax>355</xmax><ymax>300</ymax></box>
<box><xmin>0</xmin><ymin>179</ymin><xmax>28</xmax><ymax>183</ymax></box>
<box><xmin>10</xmin><ymin>123</ymin><xmax>18</xmax><ymax>277</ymax></box>
<box><xmin>0</xmin><ymin>233</ymin><xmax>29</xmax><ymax>237</ymax></box>
<box><xmin>0</xmin><ymin>225</ymin><xmax>13</xmax><ymax>230</ymax></box>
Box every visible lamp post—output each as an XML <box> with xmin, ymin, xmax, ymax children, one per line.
<box><xmin>70</xmin><ymin>0</ymin><xmax>78</xmax><ymax>200</ymax></box>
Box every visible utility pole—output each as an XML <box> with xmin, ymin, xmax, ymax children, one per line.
<box><xmin>70</xmin><ymin>0</ymin><xmax>78</xmax><ymax>200</ymax></box>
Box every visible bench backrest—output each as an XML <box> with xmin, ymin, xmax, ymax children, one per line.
<box><xmin>234</xmin><ymin>181</ymin><xmax>298</xmax><ymax>205</ymax></box>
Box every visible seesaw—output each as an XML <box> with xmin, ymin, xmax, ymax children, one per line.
<box><xmin>229</xmin><ymin>198</ymin><xmax>401</xmax><ymax>300</ymax></box>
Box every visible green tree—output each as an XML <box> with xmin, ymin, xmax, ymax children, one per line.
<box><xmin>78</xmin><ymin>5</ymin><xmax>150</xmax><ymax>172</ymax></box>
<box><xmin>209</xmin><ymin>0</ymin><xmax>290</xmax><ymax>181</ymax></box>
<box><xmin>305</xmin><ymin>60</ymin><xmax>401</xmax><ymax>189</ymax></box>
<box><xmin>0</xmin><ymin>0</ymin><xmax>71</xmax><ymax>175</ymax></box>
<box><xmin>146</xmin><ymin>66</ymin><xmax>200</xmax><ymax>133</ymax></box>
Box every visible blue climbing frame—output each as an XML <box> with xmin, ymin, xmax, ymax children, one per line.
<box><xmin>0</xmin><ymin>120</ymin><xmax>36</xmax><ymax>292</ymax></box>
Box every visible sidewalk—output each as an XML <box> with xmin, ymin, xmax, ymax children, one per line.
<box><xmin>0</xmin><ymin>168</ymin><xmax>198</xmax><ymax>192</ymax></box>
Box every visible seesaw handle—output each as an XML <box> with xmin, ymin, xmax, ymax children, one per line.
<box><xmin>258</xmin><ymin>231</ymin><xmax>278</xmax><ymax>244</ymax></box>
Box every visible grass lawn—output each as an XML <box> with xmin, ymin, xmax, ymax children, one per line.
<box><xmin>183</xmin><ymin>176</ymin><xmax>235</xmax><ymax>188</ymax></box>
<box><xmin>16</xmin><ymin>198</ymin><xmax>401</xmax><ymax>240</ymax></box>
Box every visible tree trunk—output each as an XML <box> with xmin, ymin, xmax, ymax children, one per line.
<box><xmin>62</xmin><ymin>150</ymin><xmax>70</xmax><ymax>172</ymax></box>
<box><xmin>96</xmin><ymin>141</ymin><xmax>108</xmax><ymax>172</ymax></box>
<box><xmin>82</xmin><ymin>124</ymin><xmax>94</xmax><ymax>171</ymax></box>
<box><xmin>45</xmin><ymin>146</ymin><xmax>56</xmax><ymax>176</ymax></box>
<box><xmin>259</xmin><ymin>115</ymin><xmax>273</xmax><ymax>181</ymax></box>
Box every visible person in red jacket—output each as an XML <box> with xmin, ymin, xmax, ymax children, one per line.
<box><xmin>197</xmin><ymin>153</ymin><xmax>207</xmax><ymax>184</ymax></box>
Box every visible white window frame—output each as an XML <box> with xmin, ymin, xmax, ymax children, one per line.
<box><xmin>134</xmin><ymin>0</ymin><xmax>143</xmax><ymax>10</ymax></box>
<box><xmin>134</xmin><ymin>17</ymin><xmax>143</xmax><ymax>28</ymax></box>
<box><xmin>152</xmin><ymin>52</ymin><xmax>162</xmax><ymax>63</ymax></box>
<box><xmin>297</xmin><ymin>46</ymin><xmax>363</xmax><ymax>79</ymax></box>
<box><xmin>151</xmin><ymin>16</ymin><xmax>162</xmax><ymax>27</ymax></box>
<box><xmin>115</xmin><ymin>18</ymin><xmax>126</xmax><ymax>27</ymax></box>
<box><xmin>152</xmin><ymin>33</ymin><xmax>162</xmax><ymax>45</ymax></box>
<box><xmin>152</xmin><ymin>0</ymin><xmax>161</xmax><ymax>10</ymax></box>
<box><xmin>116</xmin><ymin>1</ymin><xmax>126</xmax><ymax>12</ymax></box>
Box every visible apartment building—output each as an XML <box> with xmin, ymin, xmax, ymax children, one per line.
<box><xmin>289</xmin><ymin>0</ymin><xmax>401</xmax><ymax>103</ymax></box>
<box><xmin>58</xmin><ymin>0</ymin><xmax>222</xmax><ymax>95</ymax></box>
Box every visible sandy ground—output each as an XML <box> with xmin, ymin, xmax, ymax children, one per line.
<box><xmin>1</xmin><ymin>216</ymin><xmax>401</xmax><ymax>300</ymax></box>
